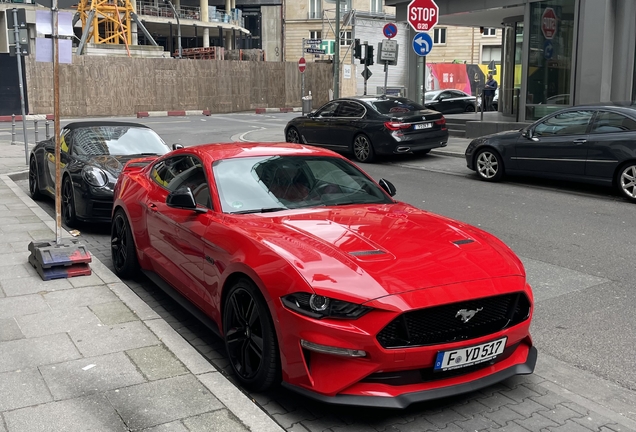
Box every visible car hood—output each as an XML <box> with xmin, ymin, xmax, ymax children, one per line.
<box><xmin>239</xmin><ymin>203</ymin><xmax>524</xmax><ymax>301</ymax></box>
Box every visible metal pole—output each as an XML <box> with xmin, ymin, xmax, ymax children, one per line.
<box><xmin>12</xmin><ymin>9</ymin><xmax>29</xmax><ymax>165</ymax></box>
<box><xmin>383</xmin><ymin>61</ymin><xmax>389</xmax><ymax>96</ymax></box>
<box><xmin>480</xmin><ymin>88</ymin><xmax>485</xmax><ymax>122</ymax></box>
<box><xmin>333</xmin><ymin>0</ymin><xmax>340</xmax><ymax>99</ymax></box>
<box><xmin>301</xmin><ymin>38</ymin><xmax>305</xmax><ymax>99</ymax></box>
<box><xmin>34</xmin><ymin>119</ymin><xmax>39</xmax><ymax>144</ymax></box>
<box><xmin>53</xmin><ymin>0</ymin><xmax>62</xmax><ymax>244</ymax></box>
<box><xmin>416</xmin><ymin>55</ymin><xmax>424</xmax><ymax>105</ymax></box>
<box><xmin>363</xmin><ymin>41</ymin><xmax>368</xmax><ymax>96</ymax></box>
<box><xmin>46</xmin><ymin>120</ymin><xmax>50</xmax><ymax>139</ymax></box>
<box><xmin>11</xmin><ymin>114</ymin><xmax>16</xmax><ymax>145</ymax></box>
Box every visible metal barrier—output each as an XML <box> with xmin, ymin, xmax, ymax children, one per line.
<box><xmin>34</xmin><ymin>119</ymin><xmax>39</xmax><ymax>144</ymax></box>
<box><xmin>11</xmin><ymin>114</ymin><xmax>16</xmax><ymax>145</ymax></box>
<box><xmin>46</xmin><ymin>120</ymin><xmax>51</xmax><ymax>139</ymax></box>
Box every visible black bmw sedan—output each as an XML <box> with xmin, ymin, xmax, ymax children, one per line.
<box><xmin>29</xmin><ymin>121</ymin><xmax>172</xmax><ymax>226</ymax></box>
<box><xmin>465</xmin><ymin>103</ymin><xmax>636</xmax><ymax>203</ymax></box>
<box><xmin>425</xmin><ymin>89</ymin><xmax>479</xmax><ymax>114</ymax></box>
<box><xmin>285</xmin><ymin>96</ymin><xmax>449</xmax><ymax>163</ymax></box>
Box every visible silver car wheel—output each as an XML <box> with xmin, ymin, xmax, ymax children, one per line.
<box><xmin>477</xmin><ymin>151</ymin><xmax>499</xmax><ymax>179</ymax></box>
<box><xmin>620</xmin><ymin>164</ymin><xmax>636</xmax><ymax>199</ymax></box>
<box><xmin>354</xmin><ymin>135</ymin><xmax>371</xmax><ymax>162</ymax></box>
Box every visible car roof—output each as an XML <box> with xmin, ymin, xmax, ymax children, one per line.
<box><xmin>63</xmin><ymin>121</ymin><xmax>150</xmax><ymax>131</ymax></box>
<box><xmin>174</xmin><ymin>142</ymin><xmax>344</xmax><ymax>163</ymax></box>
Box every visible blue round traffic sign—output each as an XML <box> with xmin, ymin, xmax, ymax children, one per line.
<box><xmin>383</xmin><ymin>23</ymin><xmax>398</xmax><ymax>39</ymax></box>
<box><xmin>412</xmin><ymin>32</ymin><xmax>433</xmax><ymax>56</ymax></box>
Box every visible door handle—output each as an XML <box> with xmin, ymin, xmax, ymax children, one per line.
<box><xmin>147</xmin><ymin>203</ymin><xmax>157</xmax><ymax>211</ymax></box>
<box><xmin>573</xmin><ymin>139</ymin><xmax>587</xmax><ymax>145</ymax></box>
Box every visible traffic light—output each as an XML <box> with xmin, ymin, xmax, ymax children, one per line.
<box><xmin>366</xmin><ymin>45</ymin><xmax>374</xmax><ymax>66</ymax></box>
<box><xmin>353</xmin><ymin>39</ymin><xmax>361</xmax><ymax>59</ymax></box>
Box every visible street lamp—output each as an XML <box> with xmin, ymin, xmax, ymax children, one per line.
<box><xmin>162</xmin><ymin>0</ymin><xmax>182</xmax><ymax>58</ymax></box>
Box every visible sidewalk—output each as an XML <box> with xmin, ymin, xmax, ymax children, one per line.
<box><xmin>0</xmin><ymin>141</ymin><xmax>283</xmax><ymax>431</ymax></box>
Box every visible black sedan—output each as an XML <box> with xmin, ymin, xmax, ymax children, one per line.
<box><xmin>29</xmin><ymin>121</ymin><xmax>172</xmax><ymax>226</ymax></box>
<box><xmin>285</xmin><ymin>96</ymin><xmax>448</xmax><ymax>163</ymax></box>
<box><xmin>425</xmin><ymin>90</ymin><xmax>478</xmax><ymax>114</ymax></box>
<box><xmin>465</xmin><ymin>103</ymin><xmax>636</xmax><ymax>203</ymax></box>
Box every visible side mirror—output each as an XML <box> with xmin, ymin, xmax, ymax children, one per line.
<box><xmin>172</xmin><ymin>143</ymin><xmax>184</xmax><ymax>150</ymax></box>
<box><xmin>306</xmin><ymin>111</ymin><xmax>315</xmax><ymax>118</ymax></box>
<box><xmin>378</xmin><ymin>178</ymin><xmax>397</xmax><ymax>197</ymax></box>
<box><xmin>167</xmin><ymin>187</ymin><xmax>206</xmax><ymax>213</ymax></box>
<box><xmin>522</xmin><ymin>129</ymin><xmax>539</xmax><ymax>142</ymax></box>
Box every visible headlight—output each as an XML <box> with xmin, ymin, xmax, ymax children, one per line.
<box><xmin>82</xmin><ymin>166</ymin><xmax>108</xmax><ymax>187</ymax></box>
<box><xmin>281</xmin><ymin>292</ymin><xmax>371</xmax><ymax>319</ymax></box>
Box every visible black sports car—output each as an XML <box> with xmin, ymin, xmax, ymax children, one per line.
<box><xmin>29</xmin><ymin>121</ymin><xmax>172</xmax><ymax>226</ymax></box>
<box><xmin>285</xmin><ymin>96</ymin><xmax>449</xmax><ymax>163</ymax></box>
<box><xmin>465</xmin><ymin>103</ymin><xmax>636</xmax><ymax>203</ymax></box>
<box><xmin>425</xmin><ymin>90</ymin><xmax>479</xmax><ymax>114</ymax></box>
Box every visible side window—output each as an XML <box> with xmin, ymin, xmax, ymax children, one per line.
<box><xmin>591</xmin><ymin>112</ymin><xmax>636</xmax><ymax>134</ymax></box>
<box><xmin>534</xmin><ymin>111</ymin><xmax>594</xmax><ymax>137</ymax></box>
<box><xmin>337</xmin><ymin>101</ymin><xmax>365</xmax><ymax>118</ymax></box>
<box><xmin>62</xmin><ymin>130</ymin><xmax>72</xmax><ymax>154</ymax></box>
<box><xmin>316</xmin><ymin>102</ymin><xmax>340</xmax><ymax>118</ymax></box>
<box><xmin>439</xmin><ymin>91</ymin><xmax>452</xmax><ymax>100</ymax></box>
<box><xmin>151</xmin><ymin>156</ymin><xmax>212</xmax><ymax>208</ymax></box>
<box><xmin>449</xmin><ymin>90</ymin><xmax>463</xmax><ymax>98</ymax></box>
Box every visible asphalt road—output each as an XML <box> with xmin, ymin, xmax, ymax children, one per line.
<box><xmin>14</xmin><ymin>113</ymin><xmax>636</xmax><ymax>431</ymax></box>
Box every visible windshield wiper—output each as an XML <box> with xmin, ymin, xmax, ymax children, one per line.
<box><xmin>230</xmin><ymin>207</ymin><xmax>288</xmax><ymax>214</ymax></box>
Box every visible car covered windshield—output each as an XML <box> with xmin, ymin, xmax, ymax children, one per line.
<box><xmin>213</xmin><ymin>156</ymin><xmax>393</xmax><ymax>214</ymax></box>
<box><xmin>71</xmin><ymin>126</ymin><xmax>170</xmax><ymax>156</ymax></box>
<box><xmin>371</xmin><ymin>98</ymin><xmax>426</xmax><ymax>115</ymax></box>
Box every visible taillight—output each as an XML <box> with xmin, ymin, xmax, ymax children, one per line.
<box><xmin>435</xmin><ymin>117</ymin><xmax>447</xmax><ymax>129</ymax></box>
<box><xmin>384</xmin><ymin>121</ymin><xmax>412</xmax><ymax>131</ymax></box>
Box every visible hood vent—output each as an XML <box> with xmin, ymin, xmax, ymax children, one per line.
<box><xmin>452</xmin><ymin>239</ymin><xmax>475</xmax><ymax>245</ymax></box>
<box><xmin>349</xmin><ymin>250</ymin><xmax>386</xmax><ymax>256</ymax></box>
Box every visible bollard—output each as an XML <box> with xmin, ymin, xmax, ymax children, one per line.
<box><xmin>11</xmin><ymin>114</ymin><xmax>16</xmax><ymax>145</ymax></box>
<box><xmin>34</xmin><ymin>119</ymin><xmax>39</xmax><ymax>144</ymax></box>
<box><xmin>45</xmin><ymin>120</ymin><xmax>50</xmax><ymax>139</ymax></box>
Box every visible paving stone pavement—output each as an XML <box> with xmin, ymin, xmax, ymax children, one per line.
<box><xmin>3</xmin><ymin>139</ymin><xmax>636</xmax><ymax>432</ymax></box>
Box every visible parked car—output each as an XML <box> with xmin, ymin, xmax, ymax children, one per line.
<box><xmin>425</xmin><ymin>89</ymin><xmax>478</xmax><ymax>113</ymax></box>
<box><xmin>29</xmin><ymin>121</ymin><xmax>172</xmax><ymax>226</ymax></box>
<box><xmin>285</xmin><ymin>96</ymin><xmax>448</xmax><ymax>163</ymax></box>
<box><xmin>465</xmin><ymin>103</ymin><xmax>636</xmax><ymax>203</ymax></box>
<box><xmin>111</xmin><ymin>142</ymin><xmax>536</xmax><ymax>408</ymax></box>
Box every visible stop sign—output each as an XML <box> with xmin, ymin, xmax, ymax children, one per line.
<box><xmin>298</xmin><ymin>57</ymin><xmax>306</xmax><ymax>73</ymax></box>
<box><xmin>407</xmin><ymin>0</ymin><xmax>439</xmax><ymax>32</ymax></box>
<box><xmin>541</xmin><ymin>8</ymin><xmax>557</xmax><ymax>40</ymax></box>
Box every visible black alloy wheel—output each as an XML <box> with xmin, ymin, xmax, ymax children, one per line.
<box><xmin>465</xmin><ymin>104</ymin><xmax>476</xmax><ymax>112</ymax></box>
<box><xmin>111</xmin><ymin>209</ymin><xmax>139</xmax><ymax>278</ymax></box>
<box><xmin>353</xmin><ymin>134</ymin><xmax>375</xmax><ymax>163</ymax></box>
<box><xmin>29</xmin><ymin>157</ymin><xmax>43</xmax><ymax>200</ymax></box>
<box><xmin>475</xmin><ymin>148</ymin><xmax>504</xmax><ymax>182</ymax></box>
<box><xmin>617</xmin><ymin>163</ymin><xmax>636</xmax><ymax>203</ymax></box>
<box><xmin>286</xmin><ymin>127</ymin><xmax>300</xmax><ymax>143</ymax></box>
<box><xmin>62</xmin><ymin>176</ymin><xmax>78</xmax><ymax>227</ymax></box>
<box><xmin>223</xmin><ymin>279</ymin><xmax>280</xmax><ymax>392</ymax></box>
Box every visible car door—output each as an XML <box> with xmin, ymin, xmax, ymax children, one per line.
<box><xmin>300</xmin><ymin>101</ymin><xmax>341</xmax><ymax>145</ymax></box>
<box><xmin>448</xmin><ymin>90</ymin><xmax>469</xmax><ymax>113</ymax></box>
<box><xmin>514</xmin><ymin>110</ymin><xmax>594</xmax><ymax>176</ymax></box>
<box><xmin>433</xmin><ymin>91</ymin><xmax>454</xmax><ymax>113</ymax></box>
<box><xmin>145</xmin><ymin>155</ymin><xmax>207</xmax><ymax>299</ymax></box>
<box><xmin>585</xmin><ymin>110</ymin><xmax>636</xmax><ymax>180</ymax></box>
<box><xmin>319</xmin><ymin>101</ymin><xmax>366</xmax><ymax>150</ymax></box>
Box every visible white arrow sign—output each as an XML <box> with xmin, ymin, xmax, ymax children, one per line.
<box><xmin>414</xmin><ymin>36</ymin><xmax>430</xmax><ymax>51</ymax></box>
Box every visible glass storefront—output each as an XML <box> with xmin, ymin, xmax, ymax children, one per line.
<box><xmin>526</xmin><ymin>0</ymin><xmax>576</xmax><ymax>120</ymax></box>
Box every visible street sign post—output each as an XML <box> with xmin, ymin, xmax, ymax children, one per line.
<box><xmin>412</xmin><ymin>32</ymin><xmax>433</xmax><ymax>56</ymax></box>
<box><xmin>383</xmin><ymin>23</ymin><xmax>398</xmax><ymax>39</ymax></box>
<box><xmin>542</xmin><ymin>7</ymin><xmax>557</xmax><ymax>40</ymax></box>
<box><xmin>8</xmin><ymin>8</ymin><xmax>29</xmax><ymax>166</ymax></box>
<box><xmin>407</xmin><ymin>0</ymin><xmax>439</xmax><ymax>32</ymax></box>
<box><xmin>379</xmin><ymin>40</ymin><xmax>399</xmax><ymax>96</ymax></box>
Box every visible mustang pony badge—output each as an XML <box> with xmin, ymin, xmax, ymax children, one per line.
<box><xmin>455</xmin><ymin>307</ymin><xmax>483</xmax><ymax>323</ymax></box>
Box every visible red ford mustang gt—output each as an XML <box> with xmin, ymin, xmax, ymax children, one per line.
<box><xmin>111</xmin><ymin>143</ymin><xmax>536</xmax><ymax>408</ymax></box>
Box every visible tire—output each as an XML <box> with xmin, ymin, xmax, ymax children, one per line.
<box><xmin>62</xmin><ymin>176</ymin><xmax>78</xmax><ymax>227</ymax></box>
<box><xmin>29</xmin><ymin>157</ymin><xmax>43</xmax><ymax>201</ymax></box>
<box><xmin>111</xmin><ymin>209</ymin><xmax>139</xmax><ymax>278</ymax></box>
<box><xmin>465</xmin><ymin>104</ymin><xmax>476</xmax><ymax>113</ymax></box>
<box><xmin>475</xmin><ymin>148</ymin><xmax>504</xmax><ymax>182</ymax></box>
<box><xmin>617</xmin><ymin>163</ymin><xmax>636</xmax><ymax>203</ymax></box>
<box><xmin>352</xmin><ymin>134</ymin><xmax>375</xmax><ymax>163</ymax></box>
<box><xmin>223</xmin><ymin>278</ymin><xmax>280</xmax><ymax>392</ymax></box>
<box><xmin>286</xmin><ymin>127</ymin><xmax>300</xmax><ymax>143</ymax></box>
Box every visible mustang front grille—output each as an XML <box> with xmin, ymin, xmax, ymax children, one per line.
<box><xmin>376</xmin><ymin>293</ymin><xmax>531</xmax><ymax>349</ymax></box>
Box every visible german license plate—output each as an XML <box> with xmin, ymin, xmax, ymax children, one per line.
<box><xmin>434</xmin><ymin>337</ymin><xmax>507</xmax><ymax>371</ymax></box>
<box><xmin>414</xmin><ymin>123</ymin><xmax>432</xmax><ymax>130</ymax></box>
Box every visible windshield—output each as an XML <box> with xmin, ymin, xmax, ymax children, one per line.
<box><xmin>371</xmin><ymin>98</ymin><xmax>426</xmax><ymax>115</ymax></box>
<box><xmin>213</xmin><ymin>156</ymin><xmax>393</xmax><ymax>214</ymax></box>
<box><xmin>71</xmin><ymin>126</ymin><xmax>170</xmax><ymax>156</ymax></box>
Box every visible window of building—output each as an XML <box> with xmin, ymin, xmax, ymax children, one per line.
<box><xmin>326</xmin><ymin>0</ymin><xmax>352</xmax><ymax>13</ymax></box>
<box><xmin>308</xmin><ymin>0</ymin><xmax>321</xmax><ymax>19</ymax></box>
<box><xmin>309</xmin><ymin>30</ymin><xmax>322</xmax><ymax>40</ymax></box>
<box><xmin>340</xmin><ymin>30</ymin><xmax>352</xmax><ymax>46</ymax></box>
<box><xmin>433</xmin><ymin>28</ymin><xmax>446</xmax><ymax>45</ymax></box>
<box><xmin>481</xmin><ymin>45</ymin><xmax>502</xmax><ymax>64</ymax></box>
<box><xmin>370</xmin><ymin>0</ymin><xmax>382</xmax><ymax>13</ymax></box>
<box><xmin>482</xmin><ymin>27</ymin><xmax>497</xmax><ymax>37</ymax></box>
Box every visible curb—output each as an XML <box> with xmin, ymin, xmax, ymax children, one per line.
<box><xmin>0</xmin><ymin>114</ymin><xmax>55</xmax><ymax>122</ymax></box>
<box><xmin>255</xmin><ymin>107</ymin><xmax>301</xmax><ymax>114</ymax></box>
<box><xmin>136</xmin><ymin>110</ymin><xmax>212</xmax><ymax>118</ymax></box>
